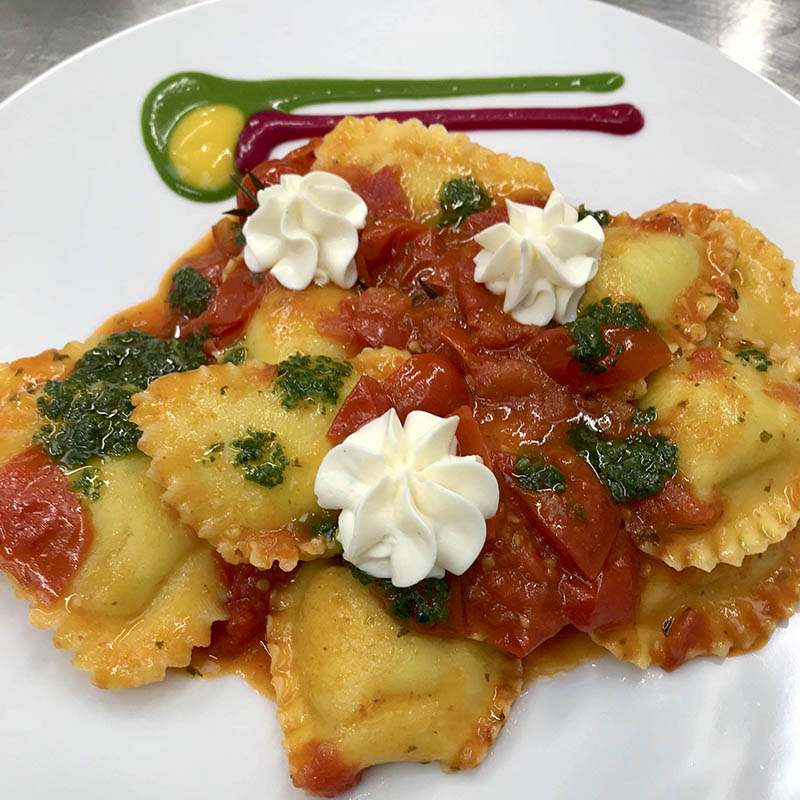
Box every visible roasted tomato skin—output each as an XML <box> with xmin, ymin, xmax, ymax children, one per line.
<box><xmin>327</xmin><ymin>376</ymin><xmax>393</xmax><ymax>445</ymax></box>
<box><xmin>497</xmin><ymin>448</ymin><xmax>621</xmax><ymax>580</ymax></box>
<box><xmin>235</xmin><ymin>140</ymin><xmax>317</xmax><ymax>209</ymax></box>
<box><xmin>328</xmin><ymin>354</ymin><xmax>472</xmax><ymax>444</ymax></box>
<box><xmin>181</xmin><ymin>261</ymin><xmax>270</xmax><ymax>350</ymax></box>
<box><xmin>529</xmin><ymin>325</ymin><xmax>671</xmax><ymax>394</ymax></box>
<box><xmin>381</xmin><ymin>353</ymin><xmax>471</xmax><ymax>421</ymax></box>
<box><xmin>0</xmin><ymin>447</ymin><xmax>93</xmax><ymax>605</ymax></box>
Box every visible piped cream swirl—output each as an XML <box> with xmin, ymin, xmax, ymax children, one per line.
<box><xmin>242</xmin><ymin>170</ymin><xmax>367</xmax><ymax>290</ymax></box>
<box><xmin>314</xmin><ymin>409</ymin><xmax>498</xmax><ymax>587</ymax></box>
<box><xmin>473</xmin><ymin>191</ymin><xmax>604</xmax><ymax>325</ymax></box>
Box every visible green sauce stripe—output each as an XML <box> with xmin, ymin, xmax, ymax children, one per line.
<box><xmin>141</xmin><ymin>71</ymin><xmax>625</xmax><ymax>202</ymax></box>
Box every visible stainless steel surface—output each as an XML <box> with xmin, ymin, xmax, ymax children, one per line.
<box><xmin>0</xmin><ymin>0</ymin><xmax>798</xmax><ymax>101</ymax></box>
<box><xmin>607</xmin><ymin>0</ymin><xmax>800</xmax><ymax>100</ymax></box>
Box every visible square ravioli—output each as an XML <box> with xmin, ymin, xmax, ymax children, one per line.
<box><xmin>267</xmin><ymin>563</ymin><xmax>522</xmax><ymax>796</ymax></box>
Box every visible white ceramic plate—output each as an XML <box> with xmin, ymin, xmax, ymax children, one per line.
<box><xmin>2</xmin><ymin>1</ymin><xmax>800</xmax><ymax>797</ymax></box>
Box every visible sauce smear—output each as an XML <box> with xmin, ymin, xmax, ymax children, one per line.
<box><xmin>141</xmin><ymin>70</ymin><xmax>633</xmax><ymax>201</ymax></box>
<box><xmin>236</xmin><ymin>104</ymin><xmax>645</xmax><ymax>173</ymax></box>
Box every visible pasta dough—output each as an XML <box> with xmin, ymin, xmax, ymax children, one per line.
<box><xmin>636</xmin><ymin>348</ymin><xmax>800</xmax><ymax>570</ymax></box>
<box><xmin>591</xmin><ymin>527</ymin><xmax>800</xmax><ymax>670</ymax></box>
<box><xmin>23</xmin><ymin>452</ymin><xmax>226</xmax><ymax>688</ymax></box>
<box><xmin>133</xmin><ymin>361</ymin><xmax>348</xmax><ymax>570</ymax></box>
<box><xmin>703</xmin><ymin>208</ymin><xmax>800</xmax><ymax>375</ymax></box>
<box><xmin>581</xmin><ymin>205</ymin><xmax>737</xmax><ymax>347</ymax></box>
<box><xmin>133</xmin><ymin>348</ymin><xmax>408</xmax><ymax>571</ymax></box>
<box><xmin>243</xmin><ymin>284</ymin><xmax>353</xmax><ymax>364</ymax></box>
<box><xmin>267</xmin><ymin>562</ymin><xmax>522</xmax><ymax>795</ymax></box>
<box><xmin>0</xmin><ymin>340</ymin><xmax>94</xmax><ymax>467</ymax></box>
<box><xmin>313</xmin><ymin>116</ymin><xmax>554</xmax><ymax>220</ymax></box>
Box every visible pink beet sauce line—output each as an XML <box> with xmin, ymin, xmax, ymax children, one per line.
<box><xmin>235</xmin><ymin>104</ymin><xmax>644</xmax><ymax>172</ymax></box>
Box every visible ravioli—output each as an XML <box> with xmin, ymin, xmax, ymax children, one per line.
<box><xmin>0</xmin><ymin>341</ymin><xmax>95</xmax><ymax>467</ymax></box>
<box><xmin>132</xmin><ymin>362</ymin><xmax>343</xmax><ymax>570</ymax></box>
<box><xmin>243</xmin><ymin>284</ymin><xmax>353</xmax><ymax>364</ymax></box>
<box><xmin>591</xmin><ymin>527</ymin><xmax>800</xmax><ymax>670</ymax></box>
<box><xmin>21</xmin><ymin>452</ymin><xmax>226</xmax><ymax>688</ymax></box>
<box><xmin>581</xmin><ymin>204</ymin><xmax>737</xmax><ymax>346</ymax></box>
<box><xmin>702</xmin><ymin>209</ymin><xmax>800</xmax><ymax>375</ymax></box>
<box><xmin>133</xmin><ymin>346</ymin><xmax>409</xmax><ymax>570</ymax></box>
<box><xmin>313</xmin><ymin>116</ymin><xmax>554</xmax><ymax>220</ymax></box>
<box><xmin>267</xmin><ymin>562</ymin><xmax>522</xmax><ymax>795</ymax></box>
<box><xmin>636</xmin><ymin>348</ymin><xmax>800</xmax><ymax>570</ymax></box>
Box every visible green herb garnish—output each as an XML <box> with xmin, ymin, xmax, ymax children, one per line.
<box><xmin>221</xmin><ymin>346</ymin><xmax>247</xmax><ymax>365</ymax></box>
<box><xmin>69</xmin><ymin>466</ymin><xmax>104</xmax><ymax>501</ymax></box>
<box><xmin>35</xmin><ymin>330</ymin><xmax>207</xmax><ymax>469</ymax></box>
<box><xmin>631</xmin><ymin>406</ymin><xmax>657</xmax><ymax>425</ymax></box>
<box><xmin>347</xmin><ymin>563</ymin><xmax>450</xmax><ymax>625</ymax></box>
<box><xmin>228</xmin><ymin>170</ymin><xmax>266</xmax><ymax>210</ymax></box>
<box><xmin>569</xmin><ymin>422</ymin><xmax>678</xmax><ymax>502</ymax></box>
<box><xmin>579</xmin><ymin>297</ymin><xmax>649</xmax><ymax>329</ymax></box>
<box><xmin>514</xmin><ymin>455</ymin><xmax>566</xmax><ymax>493</ymax></box>
<box><xmin>309</xmin><ymin>513</ymin><xmax>339</xmax><ymax>541</ymax></box>
<box><xmin>567</xmin><ymin>297</ymin><xmax>649</xmax><ymax>374</ymax></box>
<box><xmin>567</xmin><ymin>316</ymin><xmax>611</xmax><ymax>373</ymax></box>
<box><xmin>577</xmin><ymin>204</ymin><xmax>611</xmax><ymax>227</ymax></box>
<box><xmin>200</xmin><ymin>442</ymin><xmax>225</xmax><ymax>464</ymax></box>
<box><xmin>230</xmin><ymin>429</ymin><xmax>289</xmax><ymax>488</ymax></box>
<box><xmin>735</xmin><ymin>348</ymin><xmax>772</xmax><ymax>372</ymax></box>
<box><xmin>435</xmin><ymin>177</ymin><xmax>492</xmax><ymax>227</ymax></box>
<box><xmin>168</xmin><ymin>265</ymin><xmax>213</xmax><ymax>318</ymax></box>
<box><xmin>274</xmin><ymin>353</ymin><xmax>352</xmax><ymax>411</ymax></box>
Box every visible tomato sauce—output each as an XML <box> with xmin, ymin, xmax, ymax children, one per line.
<box><xmin>292</xmin><ymin>741</ymin><xmax>362</xmax><ymax>797</ymax></box>
<box><xmin>656</xmin><ymin>607</ymin><xmax>710</xmax><ymax>671</ymax></box>
<box><xmin>0</xmin><ymin>447</ymin><xmax>92</xmax><ymax>605</ymax></box>
<box><xmin>765</xmin><ymin>380</ymin><xmax>800</xmax><ymax>408</ymax></box>
<box><xmin>688</xmin><ymin>346</ymin><xmax>727</xmax><ymax>380</ymax></box>
<box><xmin>201</xmin><ymin>555</ymin><xmax>296</xmax><ymax>660</ymax></box>
<box><xmin>0</xmin><ymin>144</ymin><xmax>718</xmax><ymax>681</ymax></box>
<box><xmin>316</xmin><ymin>166</ymin><xmax>721</xmax><ymax>660</ymax></box>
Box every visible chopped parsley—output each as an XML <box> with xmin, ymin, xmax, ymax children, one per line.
<box><xmin>735</xmin><ymin>348</ymin><xmax>772</xmax><ymax>372</ymax></box>
<box><xmin>274</xmin><ymin>353</ymin><xmax>352</xmax><ymax>411</ymax></box>
<box><xmin>514</xmin><ymin>455</ymin><xmax>566</xmax><ymax>493</ymax></box>
<box><xmin>35</xmin><ymin>330</ymin><xmax>207</xmax><ymax>469</ymax></box>
<box><xmin>579</xmin><ymin>297</ymin><xmax>649</xmax><ymax>329</ymax></box>
<box><xmin>69</xmin><ymin>466</ymin><xmax>104</xmax><ymax>501</ymax></box>
<box><xmin>347</xmin><ymin>564</ymin><xmax>450</xmax><ymax>625</ymax></box>
<box><xmin>577</xmin><ymin>204</ymin><xmax>611</xmax><ymax>227</ymax></box>
<box><xmin>168</xmin><ymin>265</ymin><xmax>213</xmax><ymax>318</ymax></box>
<box><xmin>230</xmin><ymin>429</ymin><xmax>289</xmax><ymax>488</ymax></box>
<box><xmin>567</xmin><ymin>316</ymin><xmax>611</xmax><ymax>373</ymax></box>
<box><xmin>309</xmin><ymin>513</ymin><xmax>339</xmax><ymax>541</ymax></box>
<box><xmin>435</xmin><ymin>177</ymin><xmax>492</xmax><ymax>227</ymax></box>
<box><xmin>200</xmin><ymin>441</ymin><xmax>225</xmax><ymax>464</ymax></box>
<box><xmin>567</xmin><ymin>297</ymin><xmax>649</xmax><ymax>375</ymax></box>
<box><xmin>631</xmin><ymin>406</ymin><xmax>657</xmax><ymax>425</ymax></box>
<box><xmin>221</xmin><ymin>346</ymin><xmax>247</xmax><ymax>365</ymax></box>
<box><xmin>569</xmin><ymin>422</ymin><xmax>678</xmax><ymax>502</ymax></box>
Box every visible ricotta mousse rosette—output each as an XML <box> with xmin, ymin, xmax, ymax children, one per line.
<box><xmin>473</xmin><ymin>191</ymin><xmax>604</xmax><ymax>326</ymax></box>
<box><xmin>315</xmin><ymin>408</ymin><xmax>499</xmax><ymax>586</ymax></box>
<box><xmin>242</xmin><ymin>170</ymin><xmax>368</xmax><ymax>289</ymax></box>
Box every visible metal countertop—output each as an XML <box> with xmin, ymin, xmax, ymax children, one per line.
<box><xmin>1</xmin><ymin>0</ymin><xmax>798</xmax><ymax>102</ymax></box>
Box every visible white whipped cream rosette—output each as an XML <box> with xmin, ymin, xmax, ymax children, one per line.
<box><xmin>242</xmin><ymin>170</ymin><xmax>368</xmax><ymax>290</ymax></box>
<box><xmin>314</xmin><ymin>409</ymin><xmax>499</xmax><ymax>587</ymax></box>
<box><xmin>473</xmin><ymin>191</ymin><xmax>604</xmax><ymax>325</ymax></box>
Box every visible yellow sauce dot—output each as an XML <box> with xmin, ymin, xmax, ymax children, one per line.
<box><xmin>168</xmin><ymin>104</ymin><xmax>245</xmax><ymax>192</ymax></box>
